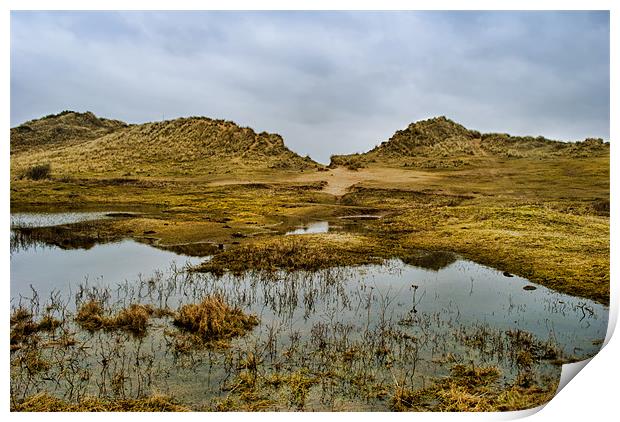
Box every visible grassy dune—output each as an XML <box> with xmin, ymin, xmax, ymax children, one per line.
<box><xmin>11</xmin><ymin>112</ymin><xmax>320</xmax><ymax>178</ymax></box>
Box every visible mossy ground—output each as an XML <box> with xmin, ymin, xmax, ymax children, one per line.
<box><xmin>196</xmin><ymin>233</ymin><xmax>384</xmax><ymax>275</ymax></box>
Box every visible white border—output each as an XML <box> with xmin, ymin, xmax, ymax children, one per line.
<box><xmin>2</xmin><ymin>1</ymin><xmax>616</xmax><ymax>421</ymax></box>
<box><xmin>0</xmin><ymin>0</ymin><xmax>617</xmax><ymax>11</ymax></box>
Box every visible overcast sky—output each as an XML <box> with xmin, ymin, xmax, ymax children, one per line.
<box><xmin>11</xmin><ymin>11</ymin><xmax>609</xmax><ymax>163</ymax></box>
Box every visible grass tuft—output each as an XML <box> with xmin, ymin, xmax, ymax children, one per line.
<box><xmin>172</xmin><ymin>295</ymin><xmax>259</xmax><ymax>343</ymax></box>
<box><xmin>75</xmin><ymin>300</ymin><xmax>173</xmax><ymax>337</ymax></box>
<box><xmin>10</xmin><ymin>307</ymin><xmax>62</xmax><ymax>348</ymax></box>
<box><xmin>22</xmin><ymin>163</ymin><xmax>51</xmax><ymax>180</ymax></box>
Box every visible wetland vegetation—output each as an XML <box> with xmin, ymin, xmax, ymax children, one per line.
<box><xmin>9</xmin><ymin>112</ymin><xmax>609</xmax><ymax>411</ymax></box>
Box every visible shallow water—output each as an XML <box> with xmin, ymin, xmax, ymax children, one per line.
<box><xmin>203</xmin><ymin>259</ymin><xmax>607</xmax><ymax>359</ymax></box>
<box><xmin>10</xmin><ymin>239</ymin><xmax>202</xmax><ymax>300</ymax></box>
<box><xmin>10</xmin><ymin>211</ymin><xmax>113</xmax><ymax>228</ymax></box>
<box><xmin>165</xmin><ymin>260</ymin><xmax>607</xmax><ymax>408</ymax></box>
<box><xmin>9</xmin><ymin>212</ymin><xmax>609</xmax><ymax>410</ymax></box>
<box><xmin>285</xmin><ymin>221</ymin><xmax>330</xmax><ymax>235</ymax></box>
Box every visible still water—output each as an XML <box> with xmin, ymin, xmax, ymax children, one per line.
<box><xmin>285</xmin><ymin>221</ymin><xmax>330</xmax><ymax>235</ymax></box>
<box><xmin>10</xmin><ymin>239</ymin><xmax>202</xmax><ymax>300</ymax></box>
<box><xmin>10</xmin><ymin>211</ymin><xmax>115</xmax><ymax>228</ymax></box>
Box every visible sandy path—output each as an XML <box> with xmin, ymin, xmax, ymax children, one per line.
<box><xmin>293</xmin><ymin>167</ymin><xmax>438</xmax><ymax>196</ymax></box>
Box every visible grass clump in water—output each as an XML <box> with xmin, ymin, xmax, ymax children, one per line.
<box><xmin>75</xmin><ymin>300</ymin><xmax>107</xmax><ymax>331</ymax></box>
<box><xmin>172</xmin><ymin>295</ymin><xmax>259</xmax><ymax>344</ymax></box>
<box><xmin>75</xmin><ymin>300</ymin><xmax>173</xmax><ymax>337</ymax></box>
<box><xmin>216</xmin><ymin>368</ymin><xmax>317</xmax><ymax>411</ymax></box>
<box><xmin>111</xmin><ymin>304</ymin><xmax>153</xmax><ymax>336</ymax></box>
<box><xmin>10</xmin><ymin>307</ymin><xmax>62</xmax><ymax>349</ymax></box>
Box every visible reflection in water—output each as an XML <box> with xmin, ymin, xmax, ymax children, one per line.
<box><xmin>10</xmin><ymin>212</ymin><xmax>112</xmax><ymax>228</ymax></box>
<box><xmin>10</xmin><ymin>238</ymin><xmax>202</xmax><ymax>300</ymax></box>
<box><xmin>400</xmin><ymin>250</ymin><xmax>458</xmax><ymax>271</ymax></box>
<box><xmin>10</xmin><ymin>226</ymin><xmax>104</xmax><ymax>254</ymax></box>
<box><xmin>285</xmin><ymin>221</ymin><xmax>330</xmax><ymax>235</ymax></box>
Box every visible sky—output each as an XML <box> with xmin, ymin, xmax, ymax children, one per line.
<box><xmin>10</xmin><ymin>11</ymin><xmax>610</xmax><ymax>163</ymax></box>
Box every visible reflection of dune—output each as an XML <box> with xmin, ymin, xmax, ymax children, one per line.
<box><xmin>400</xmin><ymin>250</ymin><xmax>457</xmax><ymax>271</ymax></box>
<box><xmin>10</xmin><ymin>226</ymin><xmax>102</xmax><ymax>253</ymax></box>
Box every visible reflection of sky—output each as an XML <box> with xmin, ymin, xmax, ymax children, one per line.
<box><xmin>10</xmin><ymin>212</ymin><xmax>111</xmax><ymax>228</ymax></box>
<box><xmin>286</xmin><ymin>221</ymin><xmax>329</xmax><ymax>235</ymax></box>
<box><xmin>10</xmin><ymin>239</ymin><xmax>202</xmax><ymax>300</ymax></box>
<box><xmin>11</xmin><ymin>11</ymin><xmax>610</xmax><ymax>163</ymax></box>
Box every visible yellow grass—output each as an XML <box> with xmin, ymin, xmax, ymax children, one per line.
<box><xmin>12</xmin><ymin>393</ymin><xmax>190</xmax><ymax>412</ymax></box>
<box><xmin>173</xmin><ymin>295</ymin><xmax>259</xmax><ymax>342</ymax></box>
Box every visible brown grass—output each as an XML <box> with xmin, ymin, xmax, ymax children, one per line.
<box><xmin>12</xmin><ymin>393</ymin><xmax>189</xmax><ymax>412</ymax></box>
<box><xmin>11</xmin><ymin>113</ymin><xmax>320</xmax><ymax>178</ymax></box>
<box><xmin>75</xmin><ymin>300</ymin><xmax>173</xmax><ymax>337</ymax></box>
<box><xmin>216</xmin><ymin>368</ymin><xmax>317</xmax><ymax>411</ymax></box>
<box><xmin>11</xmin><ymin>111</ymin><xmax>126</xmax><ymax>154</ymax></box>
<box><xmin>21</xmin><ymin>163</ymin><xmax>52</xmax><ymax>180</ymax></box>
<box><xmin>172</xmin><ymin>295</ymin><xmax>259</xmax><ymax>343</ymax></box>
<box><xmin>10</xmin><ymin>113</ymin><xmax>609</xmax><ymax>305</ymax></box>
<box><xmin>75</xmin><ymin>300</ymin><xmax>107</xmax><ymax>331</ymax></box>
<box><xmin>111</xmin><ymin>304</ymin><xmax>152</xmax><ymax>336</ymax></box>
<box><xmin>330</xmin><ymin>116</ymin><xmax>608</xmax><ymax>169</ymax></box>
<box><xmin>197</xmin><ymin>234</ymin><xmax>382</xmax><ymax>275</ymax></box>
<box><xmin>391</xmin><ymin>364</ymin><xmax>556</xmax><ymax>412</ymax></box>
<box><xmin>10</xmin><ymin>307</ymin><xmax>62</xmax><ymax>348</ymax></box>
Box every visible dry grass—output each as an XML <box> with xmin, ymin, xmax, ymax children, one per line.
<box><xmin>21</xmin><ymin>163</ymin><xmax>52</xmax><ymax>180</ymax></box>
<box><xmin>75</xmin><ymin>300</ymin><xmax>107</xmax><ymax>331</ymax></box>
<box><xmin>12</xmin><ymin>162</ymin><xmax>609</xmax><ymax>304</ymax></box>
<box><xmin>10</xmin><ymin>113</ymin><xmax>609</xmax><ymax>306</ymax></box>
<box><xmin>197</xmin><ymin>234</ymin><xmax>382</xmax><ymax>275</ymax></box>
<box><xmin>12</xmin><ymin>393</ymin><xmax>189</xmax><ymax>412</ymax></box>
<box><xmin>10</xmin><ymin>307</ymin><xmax>61</xmax><ymax>348</ymax></box>
<box><xmin>11</xmin><ymin>113</ymin><xmax>320</xmax><ymax>178</ymax></box>
<box><xmin>111</xmin><ymin>304</ymin><xmax>154</xmax><ymax>336</ymax></box>
<box><xmin>390</xmin><ymin>204</ymin><xmax>609</xmax><ymax>303</ymax></box>
<box><xmin>331</xmin><ymin>159</ymin><xmax>609</xmax><ymax>304</ymax></box>
<box><xmin>75</xmin><ymin>300</ymin><xmax>173</xmax><ymax>337</ymax></box>
<box><xmin>391</xmin><ymin>364</ymin><xmax>556</xmax><ymax>412</ymax></box>
<box><xmin>10</xmin><ymin>111</ymin><xmax>126</xmax><ymax>154</ymax></box>
<box><xmin>216</xmin><ymin>368</ymin><xmax>318</xmax><ymax>411</ymax></box>
<box><xmin>331</xmin><ymin>116</ymin><xmax>608</xmax><ymax>169</ymax></box>
<box><xmin>172</xmin><ymin>295</ymin><xmax>259</xmax><ymax>343</ymax></box>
